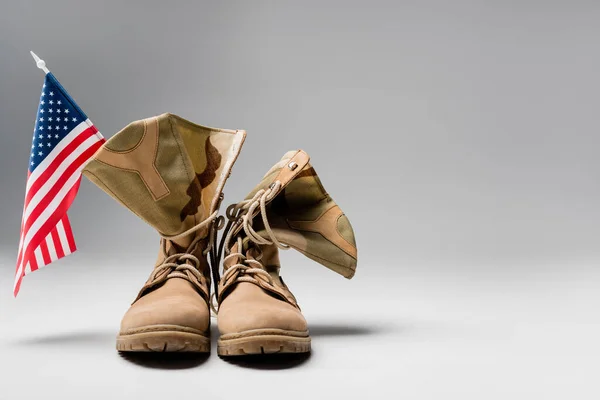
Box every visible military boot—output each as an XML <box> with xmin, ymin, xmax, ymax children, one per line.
<box><xmin>83</xmin><ymin>113</ymin><xmax>245</xmax><ymax>352</ymax></box>
<box><xmin>215</xmin><ymin>149</ymin><xmax>357</xmax><ymax>355</ymax></box>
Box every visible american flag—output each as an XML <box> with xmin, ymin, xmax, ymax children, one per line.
<box><xmin>14</xmin><ymin>72</ymin><xmax>105</xmax><ymax>296</ymax></box>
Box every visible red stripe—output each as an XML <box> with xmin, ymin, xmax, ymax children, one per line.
<box><xmin>61</xmin><ymin>213</ymin><xmax>76</xmax><ymax>253</ymax></box>
<box><xmin>29</xmin><ymin>254</ymin><xmax>38</xmax><ymax>272</ymax></box>
<box><xmin>14</xmin><ymin>174</ymin><xmax>31</xmax><ymax>275</ymax></box>
<box><xmin>17</xmin><ymin>140</ymin><xmax>102</xmax><ymax>270</ymax></box>
<box><xmin>39</xmin><ymin>239</ymin><xmax>51</xmax><ymax>265</ymax></box>
<box><xmin>51</xmin><ymin>227</ymin><xmax>65</xmax><ymax>258</ymax></box>
<box><xmin>23</xmin><ymin>125</ymin><xmax>98</xmax><ymax>208</ymax></box>
<box><xmin>15</xmin><ymin>242</ymin><xmax>24</xmax><ymax>278</ymax></box>
<box><xmin>13</xmin><ymin>273</ymin><xmax>24</xmax><ymax>297</ymax></box>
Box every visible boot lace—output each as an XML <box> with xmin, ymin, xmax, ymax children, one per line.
<box><xmin>209</xmin><ymin>180</ymin><xmax>288</xmax><ymax>314</ymax></box>
<box><xmin>145</xmin><ymin>210</ymin><xmax>219</xmax><ymax>290</ymax></box>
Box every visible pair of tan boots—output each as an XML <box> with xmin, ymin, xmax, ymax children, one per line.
<box><xmin>82</xmin><ymin>113</ymin><xmax>358</xmax><ymax>356</ymax></box>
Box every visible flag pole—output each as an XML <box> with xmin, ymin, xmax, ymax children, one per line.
<box><xmin>30</xmin><ymin>51</ymin><xmax>50</xmax><ymax>74</ymax></box>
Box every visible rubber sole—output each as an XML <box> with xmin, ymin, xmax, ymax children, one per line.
<box><xmin>217</xmin><ymin>328</ymin><xmax>311</xmax><ymax>356</ymax></box>
<box><xmin>116</xmin><ymin>325</ymin><xmax>210</xmax><ymax>352</ymax></box>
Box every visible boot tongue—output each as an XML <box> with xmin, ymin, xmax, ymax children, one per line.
<box><xmin>83</xmin><ymin>113</ymin><xmax>245</xmax><ymax>240</ymax></box>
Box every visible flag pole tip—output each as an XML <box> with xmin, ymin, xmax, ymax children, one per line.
<box><xmin>30</xmin><ymin>51</ymin><xmax>49</xmax><ymax>74</ymax></box>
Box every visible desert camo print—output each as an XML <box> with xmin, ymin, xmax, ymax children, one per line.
<box><xmin>239</xmin><ymin>150</ymin><xmax>358</xmax><ymax>279</ymax></box>
<box><xmin>82</xmin><ymin>113</ymin><xmax>245</xmax><ymax>244</ymax></box>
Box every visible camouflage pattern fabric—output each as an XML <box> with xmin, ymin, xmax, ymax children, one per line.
<box><xmin>82</xmin><ymin>113</ymin><xmax>246</xmax><ymax>246</ymax></box>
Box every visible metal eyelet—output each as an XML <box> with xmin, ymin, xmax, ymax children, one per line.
<box><xmin>288</xmin><ymin>161</ymin><xmax>298</xmax><ymax>170</ymax></box>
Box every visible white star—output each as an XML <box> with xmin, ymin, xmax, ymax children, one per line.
<box><xmin>48</xmin><ymin>126</ymin><xmax>53</xmax><ymax>130</ymax></box>
<box><xmin>38</xmin><ymin>151</ymin><xmax>43</xmax><ymax>156</ymax></box>
<box><xmin>40</xmin><ymin>100</ymin><xmax>45</xmax><ymax>105</ymax></box>
<box><xmin>39</xmin><ymin>126</ymin><xmax>44</xmax><ymax>131</ymax></box>
<box><xmin>49</xmin><ymin>100</ymin><xmax>54</xmax><ymax>105</ymax></box>
<box><xmin>31</xmin><ymin>161</ymin><xmax>35</xmax><ymax>166</ymax></box>
<box><xmin>72</xmin><ymin>117</ymin><xmax>77</xmax><ymax>122</ymax></box>
<box><xmin>40</xmin><ymin>109</ymin><xmax>44</xmax><ymax>114</ymax></box>
<box><xmin>57</xmin><ymin>100</ymin><xmax>62</xmax><ymax>105</ymax></box>
<box><xmin>63</xmin><ymin>117</ymin><xmax>68</xmax><ymax>122</ymax></box>
<box><xmin>43</xmin><ymin>83</ymin><xmax>46</xmax><ymax>88</ymax></box>
<box><xmin>38</xmin><ymin>143</ymin><xmax>43</xmax><ymax>148</ymax></box>
<box><xmin>49</xmin><ymin>91</ymin><xmax>54</xmax><ymax>96</ymax></box>
<box><xmin>48</xmin><ymin>109</ymin><xmax>53</xmax><ymax>113</ymax></box>
<box><xmin>41</xmin><ymin>92</ymin><xmax>45</xmax><ymax>97</ymax></box>
<box><xmin>64</xmin><ymin>109</ymin><xmax>69</xmax><ymax>114</ymax></box>
<box><xmin>47</xmin><ymin>134</ymin><xmax>51</xmax><ymax>139</ymax></box>
<box><xmin>55</xmin><ymin>125</ymin><xmax>60</xmax><ymax>130</ymax></box>
<box><xmin>55</xmin><ymin>134</ymin><xmax>60</xmax><ymax>138</ymax></box>
<box><xmin>63</xmin><ymin>126</ymin><xmax>68</xmax><ymax>130</ymax></box>
<box><xmin>38</xmin><ymin>134</ymin><xmax>43</xmax><ymax>139</ymax></box>
<box><xmin>48</xmin><ymin>117</ymin><xmax>53</xmax><ymax>122</ymax></box>
<box><xmin>39</xmin><ymin>117</ymin><xmax>44</xmax><ymax>122</ymax></box>
<box><xmin>57</xmin><ymin>109</ymin><xmax>61</xmax><ymax>114</ymax></box>
<box><xmin>47</xmin><ymin>142</ymin><xmax>51</xmax><ymax>147</ymax></box>
<box><xmin>31</xmin><ymin>144</ymin><xmax>34</xmax><ymax>149</ymax></box>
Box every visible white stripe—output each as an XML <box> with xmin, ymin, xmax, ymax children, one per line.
<box><xmin>24</xmin><ymin>262</ymin><xmax>31</xmax><ymax>275</ymax></box>
<box><xmin>25</xmin><ymin>120</ymin><xmax>92</xmax><ymax>193</ymax></box>
<box><xmin>14</xmin><ymin>259</ymin><xmax>24</xmax><ymax>289</ymax></box>
<box><xmin>46</xmin><ymin>235</ymin><xmax>58</xmax><ymax>262</ymax></box>
<box><xmin>34</xmin><ymin>246</ymin><xmax>44</xmax><ymax>269</ymax></box>
<box><xmin>22</xmin><ymin>134</ymin><xmax>100</xmax><ymax>225</ymax></box>
<box><xmin>56</xmin><ymin>220</ymin><xmax>71</xmax><ymax>255</ymax></box>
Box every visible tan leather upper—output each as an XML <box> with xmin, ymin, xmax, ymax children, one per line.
<box><xmin>120</xmin><ymin>278</ymin><xmax>210</xmax><ymax>334</ymax></box>
<box><xmin>217</xmin><ymin>243</ymin><xmax>307</xmax><ymax>335</ymax></box>
<box><xmin>217</xmin><ymin>282</ymin><xmax>307</xmax><ymax>335</ymax></box>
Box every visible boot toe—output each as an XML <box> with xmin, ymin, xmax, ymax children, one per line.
<box><xmin>120</xmin><ymin>279</ymin><xmax>210</xmax><ymax>334</ymax></box>
<box><xmin>217</xmin><ymin>283</ymin><xmax>307</xmax><ymax>335</ymax></box>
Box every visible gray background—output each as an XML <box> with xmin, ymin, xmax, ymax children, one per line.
<box><xmin>0</xmin><ymin>0</ymin><xmax>599</xmax><ymax>398</ymax></box>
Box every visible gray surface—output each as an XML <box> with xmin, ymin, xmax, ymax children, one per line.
<box><xmin>0</xmin><ymin>1</ymin><xmax>599</xmax><ymax>398</ymax></box>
